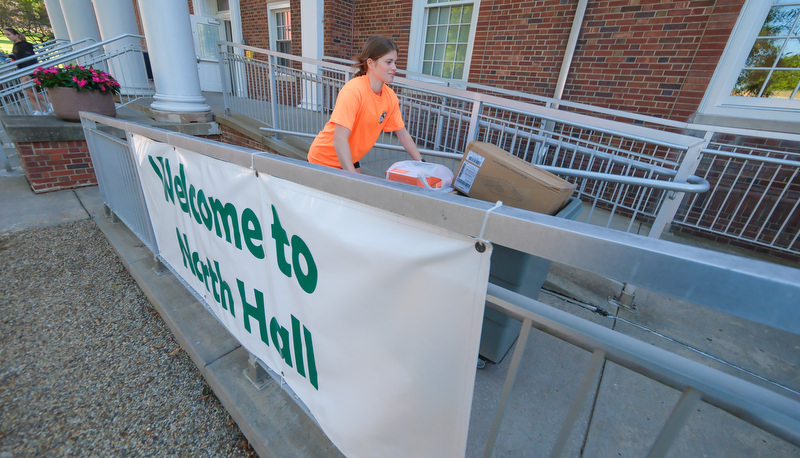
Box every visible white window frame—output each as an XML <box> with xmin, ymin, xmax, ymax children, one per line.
<box><xmin>407</xmin><ymin>0</ymin><xmax>481</xmax><ymax>82</ymax></box>
<box><xmin>268</xmin><ymin>1</ymin><xmax>291</xmax><ymax>55</ymax></box>
<box><xmin>697</xmin><ymin>0</ymin><xmax>800</xmax><ymax>128</ymax></box>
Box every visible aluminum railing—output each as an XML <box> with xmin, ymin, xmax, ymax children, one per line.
<box><xmin>80</xmin><ymin>112</ymin><xmax>800</xmax><ymax>456</ymax></box>
<box><xmin>222</xmin><ymin>42</ymin><xmax>799</xmax><ymax>258</ymax></box>
<box><xmin>0</xmin><ymin>34</ymin><xmax>154</xmax><ymax>116</ymax></box>
<box><xmin>219</xmin><ymin>42</ymin><xmax>709</xmax><ymax>241</ymax></box>
<box><xmin>676</xmin><ymin>133</ymin><xmax>800</xmax><ymax>257</ymax></box>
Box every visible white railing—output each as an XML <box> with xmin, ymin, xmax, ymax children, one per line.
<box><xmin>221</xmin><ymin>42</ymin><xmax>799</xmax><ymax>259</ymax></box>
<box><xmin>219</xmin><ymin>42</ymin><xmax>709</xmax><ymax>241</ymax></box>
<box><xmin>81</xmin><ymin>112</ymin><xmax>800</xmax><ymax>456</ymax></box>
<box><xmin>0</xmin><ymin>34</ymin><xmax>154</xmax><ymax>116</ymax></box>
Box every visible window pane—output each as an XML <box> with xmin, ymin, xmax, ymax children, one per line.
<box><xmin>217</xmin><ymin>0</ymin><xmax>229</xmax><ymax>12</ymax></box>
<box><xmin>424</xmin><ymin>44</ymin><xmax>434</xmax><ymax>60</ymax></box>
<box><xmin>442</xmin><ymin>62</ymin><xmax>453</xmax><ymax>78</ymax></box>
<box><xmin>777</xmin><ymin>37</ymin><xmax>800</xmax><ymax>67</ymax></box>
<box><xmin>428</xmin><ymin>8</ymin><xmax>439</xmax><ymax>25</ymax></box>
<box><xmin>744</xmin><ymin>38</ymin><xmax>783</xmax><ymax>67</ymax></box>
<box><xmin>436</xmin><ymin>26</ymin><xmax>447</xmax><ymax>42</ymax></box>
<box><xmin>732</xmin><ymin>69</ymin><xmax>770</xmax><ymax>96</ymax></box>
<box><xmin>450</xmin><ymin>6</ymin><xmax>463</xmax><ymax>23</ymax></box>
<box><xmin>422</xmin><ymin>62</ymin><xmax>432</xmax><ymax>74</ymax></box>
<box><xmin>434</xmin><ymin>44</ymin><xmax>445</xmax><ymax>60</ymax></box>
<box><xmin>197</xmin><ymin>23</ymin><xmax>218</xmax><ymax>60</ymax></box>
<box><xmin>453</xmin><ymin>63</ymin><xmax>464</xmax><ymax>79</ymax></box>
<box><xmin>426</xmin><ymin>25</ymin><xmax>436</xmax><ymax>42</ymax></box>
<box><xmin>447</xmin><ymin>25</ymin><xmax>459</xmax><ymax>42</ymax></box>
<box><xmin>762</xmin><ymin>70</ymin><xmax>800</xmax><ymax>98</ymax></box>
<box><xmin>445</xmin><ymin>44</ymin><xmax>456</xmax><ymax>61</ymax></box>
<box><xmin>439</xmin><ymin>7</ymin><xmax>450</xmax><ymax>24</ymax></box>
<box><xmin>759</xmin><ymin>5</ymin><xmax>799</xmax><ymax>36</ymax></box>
<box><xmin>459</xmin><ymin>25</ymin><xmax>470</xmax><ymax>42</ymax></box>
<box><xmin>432</xmin><ymin>62</ymin><xmax>443</xmax><ymax>76</ymax></box>
<box><xmin>456</xmin><ymin>44</ymin><xmax>467</xmax><ymax>61</ymax></box>
<box><xmin>275</xmin><ymin>10</ymin><xmax>291</xmax><ymax>41</ymax></box>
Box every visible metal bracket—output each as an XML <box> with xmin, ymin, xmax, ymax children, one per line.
<box><xmin>152</xmin><ymin>256</ymin><xmax>168</xmax><ymax>276</ymax></box>
<box><xmin>609</xmin><ymin>282</ymin><xmax>637</xmax><ymax>311</ymax></box>
<box><xmin>244</xmin><ymin>353</ymin><xmax>273</xmax><ymax>391</ymax></box>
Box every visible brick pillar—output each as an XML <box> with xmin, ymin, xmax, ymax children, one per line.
<box><xmin>16</xmin><ymin>140</ymin><xmax>96</xmax><ymax>193</ymax></box>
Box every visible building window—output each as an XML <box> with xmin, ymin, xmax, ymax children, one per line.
<box><xmin>268</xmin><ymin>2</ymin><xmax>292</xmax><ymax>67</ymax></box>
<box><xmin>699</xmin><ymin>1</ymin><xmax>800</xmax><ymax>129</ymax></box>
<box><xmin>732</xmin><ymin>2</ymin><xmax>800</xmax><ymax>100</ymax></box>
<box><xmin>409</xmin><ymin>0</ymin><xmax>480</xmax><ymax>81</ymax></box>
<box><xmin>216</xmin><ymin>0</ymin><xmax>229</xmax><ymax>12</ymax></box>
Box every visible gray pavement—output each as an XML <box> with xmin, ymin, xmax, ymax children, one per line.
<box><xmin>2</xmin><ymin>141</ymin><xmax>799</xmax><ymax>456</ymax></box>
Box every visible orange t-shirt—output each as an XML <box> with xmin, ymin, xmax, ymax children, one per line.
<box><xmin>307</xmin><ymin>75</ymin><xmax>405</xmax><ymax>168</ymax></box>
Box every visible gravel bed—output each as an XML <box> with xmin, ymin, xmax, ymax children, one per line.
<box><xmin>0</xmin><ymin>220</ymin><xmax>255</xmax><ymax>457</ymax></box>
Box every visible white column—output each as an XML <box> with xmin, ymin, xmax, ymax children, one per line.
<box><xmin>91</xmin><ymin>0</ymin><xmax>150</xmax><ymax>95</ymax></box>
<box><xmin>300</xmin><ymin>0</ymin><xmax>324</xmax><ymax>110</ymax></box>
<box><xmin>138</xmin><ymin>0</ymin><xmax>211</xmax><ymax>120</ymax></box>
<box><xmin>60</xmin><ymin>0</ymin><xmax>101</xmax><ymax>47</ymax></box>
<box><xmin>43</xmin><ymin>0</ymin><xmax>69</xmax><ymax>41</ymax></box>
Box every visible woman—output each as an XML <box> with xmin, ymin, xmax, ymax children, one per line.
<box><xmin>2</xmin><ymin>27</ymin><xmax>45</xmax><ymax>114</ymax></box>
<box><xmin>3</xmin><ymin>27</ymin><xmax>37</xmax><ymax>69</ymax></box>
<box><xmin>307</xmin><ymin>36</ymin><xmax>423</xmax><ymax>172</ymax></box>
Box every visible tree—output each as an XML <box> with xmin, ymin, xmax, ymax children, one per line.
<box><xmin>0</xmin><ymin>0</ymin><xmax>52</xmax><ymax>43</ymax></box>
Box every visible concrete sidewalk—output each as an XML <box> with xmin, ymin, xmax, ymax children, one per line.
<box><xmin>2</xmin><ymin>170</ymin><xmax>799</xmax><ymax>457</ymax></box>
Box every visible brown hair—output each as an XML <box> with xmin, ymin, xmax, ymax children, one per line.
<box><xmin>353</xmin><ymin>35</ymin><xmax>398</xmax><ymax>77</ymax></box>
<box><xmin>3</xmin><ymin>28</ymin><xmax>26</xmax><ymax>41</ymax></box>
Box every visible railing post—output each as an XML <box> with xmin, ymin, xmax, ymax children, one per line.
<box><xmin>268</xmin><ymin>55</ymin><xmax>279</xmax><ymax>130</ymax></box>
<box><xmin>218</xmin><ymin>42</ymin><xmax>232</xmax><ymax>117</ymax></box>
<box><xmin>648</xmin><ymin>131</ymin><xmax>712</xmax><ymax>239</ymax></box>
<box><xmin>647</xmin><ymin>387</ymin><xmax>702</xmax><ymax>458</ymax></box>
<box><xmin>484</xmin><ymin>317</ymin><xmax>533</xmax><ymax>458</ymax></box>
<box><xmin>467</xmin><ymin>100</ymin><xmax>483</xmax><ymax>143</ymax></box>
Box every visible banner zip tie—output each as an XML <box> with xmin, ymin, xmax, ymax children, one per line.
<box><xmin>478</xmin><ymin>201</ymin><xmax>503</xmax><ymax>241</ymax></box>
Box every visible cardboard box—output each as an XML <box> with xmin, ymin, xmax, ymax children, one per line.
<box><xmin>453</xmin><ymin>141</ymin><xmax>576</xmax><ymax>215</ymax></box>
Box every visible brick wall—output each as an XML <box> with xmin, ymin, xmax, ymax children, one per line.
<box><xmin>325</xmin><ymin>0</ymin><xmax>355</xmax><ymax>59</ymax></box>
<box><xmin>470</xmin><ymin>0</ymin><xmax>575</xmax><ymax>94</ymax></box>
<box><xmin>218</xmin><ymin>125</ymin><xmax>269</xmax><ymax>152</ymax></box>
<box><xmin>16</xmin><ymin>140</ymin><xmax>96</xmax><ymax>193</ymax></box>
<box><xmin>337</xmin><ymin>0</ymin><xmax>744</xmax><ymax>124</ymax></box>
<box><xmin>240</xmin><ymin>0</ymin><xmax>269</xmax><ymax>49</ymax></box>
<box><xmin>567</xmin><ymin>1</ymin><xmax>744</xmax><ymax>121</ymax></box>
<box><xmin>466</xmin><ymin>0</ymin><xmax>746</xmax><ymax>122</ymax></box>
<box><xmin>352</xmin><ymin>1</ymin><xmax>413</xmax><ymax>70</ymax></box>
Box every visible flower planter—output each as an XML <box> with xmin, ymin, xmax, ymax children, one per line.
<box><xmin>47</xmin><ymin>86</ymin><xmax>117</xmax><ymax>122</ymax></box>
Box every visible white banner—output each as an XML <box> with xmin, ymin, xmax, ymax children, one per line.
<box><xmin>131</xmin><ymin>134</ymin><xmax>492</xmax><ymax>457</ymax></box>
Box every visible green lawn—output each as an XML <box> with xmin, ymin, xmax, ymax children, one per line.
<box><xmin>0</xmin><ymin>36</ymin><xmax>13</xmax><ymax>53</ymax></box>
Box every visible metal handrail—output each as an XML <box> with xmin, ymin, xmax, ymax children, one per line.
<box><xmin>0</xmin><ymin>34</ymin><xmax>145</xmax><ymax>86</ymax></box>
<box><xmin>0</xmin><ymin>37</ymin><xmax>99</xmax><ymax>76</ymax></box>
<box><xmin>259</xmin><ymin>126</ymin><xmax>711</xmax><ymax>193</ymax></box>
<box><xmin>82</xmin><ymin>112</ymin><xmax>800</xmax><ymax>456</ymax></box>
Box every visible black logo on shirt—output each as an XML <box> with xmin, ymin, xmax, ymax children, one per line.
<box><xmin>379</xmin><ymin>112</ymin><xmax>387</xmax><ymax>123</ymax></box>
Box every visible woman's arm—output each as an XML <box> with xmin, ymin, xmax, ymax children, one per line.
<box><xmin>333</xmin><ymin>124</ymin><xmax>359</xmax><ymax>172</ymax></box>
<box><xmin>395</xmin><ymin>128</ymin><xmax>423</xmax><ymax>161</ymax></box>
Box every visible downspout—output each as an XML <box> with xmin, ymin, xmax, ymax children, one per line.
<box><xmin>535</xmin><ymin>0</ymin><xmax>588</xmax><ymax>163</ymax></box>
<box><xmin>551</xmin><ymin>0</ymin><xmax>589</xmax><ymax>108</ymax></box>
